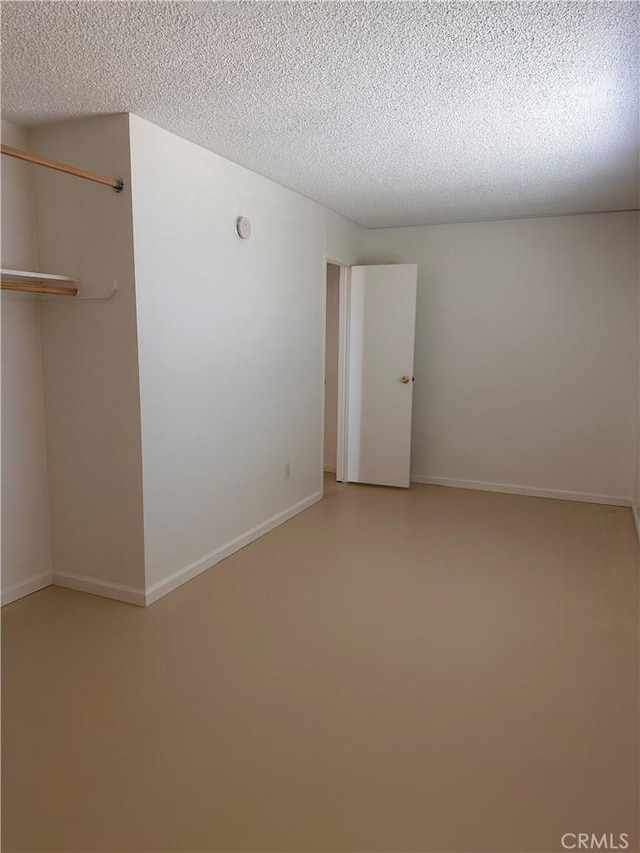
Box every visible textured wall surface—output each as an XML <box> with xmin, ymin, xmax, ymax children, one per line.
<box><xmin>1</xmin><ymin>1</ymin><xmax>638</xmax><ymax>227</ymax></box>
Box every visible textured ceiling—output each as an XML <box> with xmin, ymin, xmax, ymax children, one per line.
<box><xmin>1</xmin><ymin>1</ymin><xmax>638</xmax><ymax>228</ymax></box>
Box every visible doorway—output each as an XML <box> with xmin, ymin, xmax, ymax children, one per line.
<box><xmin>324</xmin><ymin>262</ymin><xmax>341</xmax><ymax>482</ymax></box>
<box><xmin>323</xmin><ymin>261</ymin><xmax>418</xmax><ymax>491</ymax></box>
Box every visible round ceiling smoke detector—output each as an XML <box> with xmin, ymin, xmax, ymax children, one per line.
<box><xmin>235</xmin><ymin>216</ymin><xmax>251</xmax><ymax>240</ymax></box>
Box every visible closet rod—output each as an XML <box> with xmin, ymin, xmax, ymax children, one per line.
<box><xmin>0</xmin><ymin>144</ymin><xmax>124</xmax><ymax>192</ymax></box>
<box><xmin>1</xmin><ymin>281</ymin><xmax>78</xmax><ymax>297</ymax></box>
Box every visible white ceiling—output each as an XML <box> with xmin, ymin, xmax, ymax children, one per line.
<box><xmin>1</xmin><ymin>1</ymin><xmax>638</xmax><ymax>228</ymax></box>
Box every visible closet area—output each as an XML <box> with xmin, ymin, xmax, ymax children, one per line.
<box><xmin>1</xmin><ymin>115</ymin><xmax>145</xmax><ymax>605</ymax></box>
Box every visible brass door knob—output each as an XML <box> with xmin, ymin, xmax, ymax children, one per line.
<box><xmin>400</xmin><ymin>376</ymin><xmax>411</xmax><ymax>384</ymax></box>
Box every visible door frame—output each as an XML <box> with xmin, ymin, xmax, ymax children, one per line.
<box><xmin>323</xmin><ymin>256</ymin><xmax>351</xmax><ymax>487</ymax></box>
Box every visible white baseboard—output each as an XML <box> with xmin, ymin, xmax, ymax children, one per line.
<box><xmin>52</xmin><ymin>572</ymin><xmax>146</xmax><ymax>606</ymax></box>
<box><xmin>411</xmin><ymin>475</ymin><xmax>631</xmax><ymax>507</ymax></box>
<box><xmin>632</xmin><ymin>500</ymin><xmax>640</xmax><ymax>543</ymax></box>
<box><xmin>145</xmin><ymin>490</ymin><xmax>323</xmax><ymax>606</ymax></box>
<box><xmin>323</xmin><ymin>465</ymin><xmax>336</xmax><ymax>473</ymax></box>
<box><xmin>1</xmin><ymin>572</ymin><xmax>52</xmax><ymax>606</ymax></box>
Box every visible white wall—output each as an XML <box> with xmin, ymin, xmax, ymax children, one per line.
<box><xmin>31</xmin><ymin>115</ymin><xmax>146</xmax><ymax>602</ymax></box>
<box><xmin>363</xmin><ymin>212</ymin><xmax>640</xmax><ymax>503</ymax></box>
<box><xmin>326</xmin><ymin>210</ymin><xmax>363</xmax><ymax>266</ymax></box>
<box><xmin>1</xmin><ymin>120</ymin><xmax>53</xmax><ymax>603</ymax></box>
<box><xmin>0</xmin><ymin>120</ymin><xmax>38</xmax><ymax>268</ymax></box>
<box><xmin>634</xmin><ymin>215</ymin><xmax>640</xmax><ymax>537</ymax></box>
<box><xmin>324</xmin><ymin>263</ymin><xmax>340</xmax><ymax>471</ymax></box>
<box><xmin>2</xmin><ymin>112</ymin><xmax>363</xmax><ymax>607</ymax></box>
<box><xmin>129</xmin><ymin>115</ymin><xmax>363</xmax><ymax>601</ymax></box>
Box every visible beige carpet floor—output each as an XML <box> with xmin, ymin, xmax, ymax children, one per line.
<box><xmin>2</xmin><ymin>478</ymin><xmax>639</xmax><ymax>852</ymax></box>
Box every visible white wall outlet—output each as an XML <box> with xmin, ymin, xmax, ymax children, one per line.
<box><xmin>284</xmin><ymin>463</ymin><xmax>291</xmax><ymax>480</ymax></box>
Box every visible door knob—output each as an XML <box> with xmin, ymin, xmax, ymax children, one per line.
<box><xmin>400</xmin><ymin>375</ymin><xmax>411</xmax><ymax>384</ymax></box>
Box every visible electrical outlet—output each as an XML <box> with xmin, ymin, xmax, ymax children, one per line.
<box><xmin>284</xmin><ymin>463</ymin><xmax>291</xmax><ymax>480</ymax></box>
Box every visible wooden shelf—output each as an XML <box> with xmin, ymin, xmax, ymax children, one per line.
<box><xmin>1</xmin><ymin>268</ymin><xmax>75</xmax><ymax>283</ymax></box>
<box><xmin>1</xmin><ymin>269</ymin><xmax>116</xmax><ymax>300</ymax></box>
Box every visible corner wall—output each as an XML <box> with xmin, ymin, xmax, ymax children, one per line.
<box><xmin>129</xmin><ymin>115</ymin><xmax>364</xmax><ymax>602</ymax></box>
<box><xmin>32</xmin><ymin>115</ymin><xmax>146</xmax><ymax>602</ymax></box>
<box><xmin>2</xmin><ymin>113</ymin><xmax>363</xmax><ymax>607</ymax></box>
<box><xmin>0</xmin><ymin>120</ymin><xmax>53</xmax><ymax>604</ymax></box>
<box><xmin>363</xmin><ymin>212</ymin><xmax>640</xmax><ymax>504</ymax></box>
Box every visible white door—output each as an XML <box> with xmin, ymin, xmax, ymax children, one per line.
<box><xmin>346</xmin><ymin>264</ymin><xmax>417</xmax><ymax>488</ymax></box>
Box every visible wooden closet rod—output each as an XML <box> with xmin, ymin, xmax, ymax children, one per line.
<box><xmin>1</xmin><ymin>281</ymin><xmax>78</xmax><ymax>297</ymax></box>
<box><xmin>0</xmin><ymin>144</ymin><xmax>124</xmax><ymax>192</ymax></box>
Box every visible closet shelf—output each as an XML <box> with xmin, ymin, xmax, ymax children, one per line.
<box><xmin>1</xmin><ymin>269</ymin><xmax>116</xmax><ymax>300</ymax></box>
